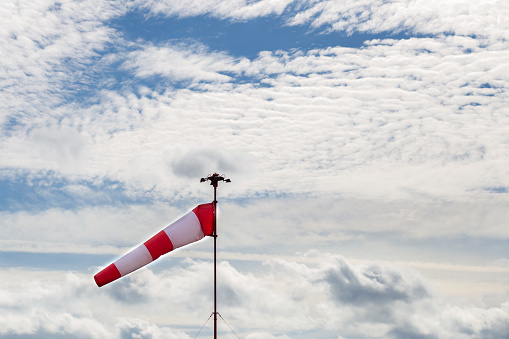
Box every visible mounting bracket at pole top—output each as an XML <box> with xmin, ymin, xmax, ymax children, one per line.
<box><xmin>200</xmin><ymin>173</ymin><xmax>231</xmax><ymax>187</ymax></box>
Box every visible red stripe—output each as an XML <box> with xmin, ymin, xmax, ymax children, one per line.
<box><xmin>193</xmin><ymin>203</ymin><xmax>214</xmax><ymax>236</ymax></box>
<box><xmin>144</xmin><ymin>230</ymin><xmax>174</xmax><ymax>261</ymax></box>
<box><xmin>94</xmin><ymin>263</ymin><xmax>121</xmax><ymax>287</ymax></box>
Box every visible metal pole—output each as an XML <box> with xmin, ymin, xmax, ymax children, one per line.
<box><xmin>200</xmin><ymin>173</ymin><xmax>229</xmax><ymax>339</ymax></box>
<box><xmin>213</xmin><ymin>184</ymin><xmax>217</xmax><ymax>339</ymax></box>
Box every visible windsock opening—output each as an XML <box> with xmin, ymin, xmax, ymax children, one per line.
<box><xmin>193</xmin><ymin>203</ymin><xmax>214</xmax><ymax>236</ymax></box>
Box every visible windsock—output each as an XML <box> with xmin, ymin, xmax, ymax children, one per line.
<box><xmin>94</xmin><ymin>203</ymin><xmax>214</xmax><ymax>287</ymax></box>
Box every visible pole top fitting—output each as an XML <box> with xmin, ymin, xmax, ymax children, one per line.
<box><xmin>200</xmin><ymin>173</ymin><xmax>231</xmax><ymax>187</ymax></box>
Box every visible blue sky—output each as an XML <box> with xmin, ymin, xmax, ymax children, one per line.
<box><xmin>1</xmin><ymin>0</ymin><xmax>509</xmax><ymax>338</ymax></box>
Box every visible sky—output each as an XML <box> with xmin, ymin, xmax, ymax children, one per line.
<box><xmin>1</xmin><ymin>0</ymin><xmax>509</xmax><ymax>338</ymax></box>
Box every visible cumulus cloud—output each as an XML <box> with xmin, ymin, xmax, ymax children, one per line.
<box><xmin>245</xmin><ymin>333</ymin><xmax>291</xmax><ymax>339</ymax></box>
<box><xmin>0</xmin><ymin>269</ymin><xmax>192</xmax><ymax>338</ymax></box>
<box><xmin>25</xmin><ymin>124</ymin><xmax>92</xmax><ymax>172</ymax></box>
<box><xmin>167</xmin><ymin>145</ymin><xmax>255</xmax><ymax>179</ymax></box>
<box><xmin>1</xmin><ymin>256</ymin><xmax>508</xmax><ymax>338</ymax></box>
<box><xmin>117</xmin><ymin>318</ymin><xmax>190</xmax><ymax>339</ymax></box>
<box><xmin>323</xmin><ymin>257</ymin><xmax>430</xmax><ymax>307</ymax></box>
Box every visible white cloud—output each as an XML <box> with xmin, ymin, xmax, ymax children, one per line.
<box><xmin>135</xmin><ymin>0</ymin><xmax>509</xmax><ymax>45</ymax></box>
<box><xmin>62</xmin><ymin>36</ymin><xmax>506</xmax><ymax>200</ymax></box>
<box><xmin>3</xmin><ymin>5</ymin><xmax>509</xmax><ymax>203</ymax></box>
<box><xmin>2</xmin><ymin>194</ymin><xmax>509</xmax><ymax>257</ymax></box>
<box><xmin>116</xmin><ymin>318</ymin><xmax>190</xmax><ymax>339</ymax></box>
<box><xmin>0</xmin><ymin>0</ymin><xmax>124</xmax><ymax>129</ymax></box>
<box><xmin>1</xmin><ymin>256</ymin><xmax>508</xmax><ymax>338</ymax></box>
<box><xmin>0</xmin><ymin>203</ymin><xmax>190</xmax><ymax>249</ymax></box>
<box><xmin>286</xmin><ymin>0</ymin><xmax>509</xmax><ymax>42</ymax></box>
<box><xmin>0</xmin><ymin>269</ymin><xmax>192</xmax><ymax>338</ymax></box>
<box><xmin>26</xmin><ymin>124</ymin><xmax>92</xmax><ymax>172</ymax></box>
<box><xmin>1</xmin><ymin>193</ymin><xmax>507</xmax><ymax>308</ymax></box>
<box><xmin>137</xmin><ymin>0</ymin><xmax>294</xmax><ymax>20</ymax></box>
<box><xmin>123</xmin><ymin>43</ymin><xmax>249</xmax><ymax>83</ymax></box>
<box><xmin>167</xmin><ymin>145</ymin><xmax>255</xmax><ymax>179</ymax></box>
<box><xmin>245</xmin><ymin>333</ymin><xmax>291</xmax><ymax>339</ymax></box>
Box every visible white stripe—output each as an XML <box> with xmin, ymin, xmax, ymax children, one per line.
<box><xmin>164</xmin><ymin>211</ymin><xmax>204</xmax><ymax>249</ymax></box>
<box><xmin>114</xmin><ymin>244</ymin><xmax>153</xmax><ymax>276</ymax></box>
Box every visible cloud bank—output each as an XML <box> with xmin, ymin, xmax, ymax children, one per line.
<box><xmin>1</xmin><ymin>256</ymin><xmax>508</xmax><ymax>338</ymax></box>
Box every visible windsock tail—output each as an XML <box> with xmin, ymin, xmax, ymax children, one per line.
<box><xmin>94</xmin><ymin>264</ymin><xmax>120</xmax><ymax>287</ymax></box>
<box><xmin>94</xmin><ymin>203</ymin><xmax>214</xmax><ymax>287</ymax></box>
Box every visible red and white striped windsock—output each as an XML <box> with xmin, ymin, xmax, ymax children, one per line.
<box><xmin>94</xmin><ymin>203</ymin><xmax>214</xmax><ymax>287</ymax></box>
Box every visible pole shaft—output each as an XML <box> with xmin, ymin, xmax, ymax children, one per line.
<box><xmin>213</xmin><ymin>185</ymin><xmax>217</xmax><ymax>339</ymax></box>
